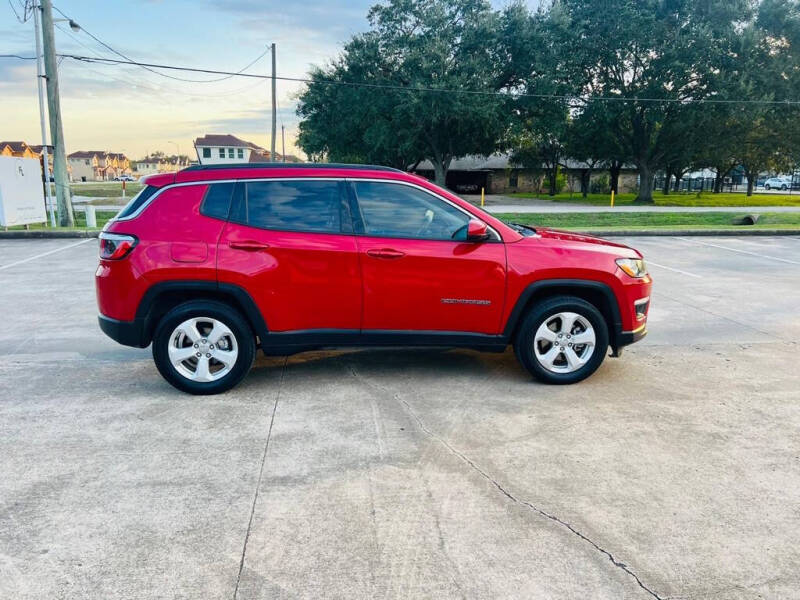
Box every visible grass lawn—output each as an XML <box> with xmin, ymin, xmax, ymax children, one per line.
<box><xmin>495</xmin><ymin>211</ymin><xmax>800</xmax><ymax>230</ymax></box>
<box><xmin>507</xmin><ymin>191</ymin><xmax>800</xmax><ymax>207</ymax></box>
<box><xmin>5</xmin><ymin>210</ymin><xmax>118</xmax><ymax>231</ymax></box>
<box><xmin>52</xmin><ymin>182</ymin><xmax>144</xmax><ymax>198</ymax></box>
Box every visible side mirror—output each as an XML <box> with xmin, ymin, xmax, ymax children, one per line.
<box><xmin>466</xmin><ymin>219</ymin><xmax>490</xmax><ymax>242</ymax></box>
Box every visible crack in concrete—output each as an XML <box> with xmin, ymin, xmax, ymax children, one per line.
<box><xmin>233</xmin><ymin>357</ymin><xmax>287</xmax><ymax>600</ymax></box>
<box><xmin>348</xmin><ymin>365</ymin><xmax>664</xmax><ymax>600</ymax></box>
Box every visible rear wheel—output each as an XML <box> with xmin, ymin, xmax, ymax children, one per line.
<box><xmin>514</xmin><ymin>296</ymin><xmax>609</xmax><ymax>384</ymax></box>
<box><xmin>152</xmin><ymin>300</ymin><xmax>255</xmax><ymax>395</ymax></box>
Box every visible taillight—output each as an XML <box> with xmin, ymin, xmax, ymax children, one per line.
<box><xmin>99</xmin><ymin>232</ymin><xmax>138</xmax><ymax>260</ymax></box>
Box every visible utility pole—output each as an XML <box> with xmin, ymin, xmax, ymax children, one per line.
<box><xmin>40</xmin><ymin>0</ymin><xmax>74</xmax><ymax>227</ymax></box>
<box><xmin>32</xmin><ymin>0</ymin><xmax>55</xmax><ymax>227</ymax></box>
<box><xmin>270</xmin><ymin>43</ymin><xmax>276</xmax><ymax>163</ymax></box>
<box><xmin>281</xmin><ymin>124</ymin><xmax>285</xmax><ymax>163</ymax></box>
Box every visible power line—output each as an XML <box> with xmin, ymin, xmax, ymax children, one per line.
<box><xmin>60</xmin><ymin>54</ymin><xmax>800</xmax><ymax>106</ymax></box>
<box><xmin>4</xmin><ymin>52</ymin><xmax>800</xmax><ymax>107</ymax></box>
<box><xmin>7</xmin><ymin>0</ymin><xmax>31</xmax><ymax>23</ymax></box>
<box><xmin>51</xmin><ymin>3</ymin><xmax>270</xmax><ymax>83</ymax></box>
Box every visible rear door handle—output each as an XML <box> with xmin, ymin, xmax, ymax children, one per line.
<box><xmin>366</xmin><ymin>248</ymin><xmax>406</xmax><ymax>259</ymax></box>
<box><xmin>229</xmin><ymin>240</ymin><xmax>270</xmax><ymax>251</ymax></box>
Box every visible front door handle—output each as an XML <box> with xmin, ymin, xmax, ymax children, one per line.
<box><xmin>366</xmin><ymin>248</ymin><xmax>406</xmax><ymax>259</ymax></box>
<box><xmin>229</xmin><ymin>240</ymin><xmax>270</xmax><ymax>251</ymax></box>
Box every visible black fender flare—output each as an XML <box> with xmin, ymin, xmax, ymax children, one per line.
<box><xmin>503</xmin><ymin>279</ymin><xmax>623</xmax><ymax>346</ymax></box>
<box><xmin>134</xmin><ymin>280</ymin><xmax>268</xmax><ymax>347</ymax></box>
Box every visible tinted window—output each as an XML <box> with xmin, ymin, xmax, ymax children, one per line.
<box><xmin>353</xmin><ymin>182</ymin><xmax>470</xmax><ymax>241</ymax></box>
<box><xmin>202</xmin><ymin>148</ymin><xmax>211</xmax><ymax>158</ymax></box>
<box><xmin>200</xmin><ymin>183</ymin><xmax>235</xmax><ymax>220</ymax></box>
<box><xmin>233</xmin><ymin>180</ymin><xmax>345</xmax><ymax>234</ymax></box>
<box><xmin>116</xmin><ymin>185</ymin><xmax>158</xmax><ymax>219</ymax></box>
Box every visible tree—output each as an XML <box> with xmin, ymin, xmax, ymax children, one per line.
<box><xmin>297</xmin><ymin>0</ymin><xmax>508</xmax><ymax>186</ymax></box>
<box><xmin>567</xmin><ymin>102</ymin><xmax>629</xmax><ymax>197</ymax></box>
<box><xmin>556</xmin><ymin>0</ymin><xmax>752</xmax><ymax>203</ymax></box>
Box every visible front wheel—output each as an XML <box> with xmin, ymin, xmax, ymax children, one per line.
<box><xmin>514</xmin><ymin>296</ymin><xmax>609</xmax><ymax>384</ymax></box>
<box><xmin>765</xmin><ymin>184</ymin><xmax>771</xmax><ymax>190</ymax></box>
<box><xmin>152</xmin><ymin>300</ymin><xmax>255</xmax><ymax>395</ymax></box>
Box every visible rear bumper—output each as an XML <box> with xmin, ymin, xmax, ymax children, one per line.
<box><xmin>98</xmin><ymin>314</ymin><xmax>148</xmax><ymax>348</ymax></box>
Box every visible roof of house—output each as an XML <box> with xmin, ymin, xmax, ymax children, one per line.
<box><xmin>1</xmin><ymin>141</ymin><xmax>32</xmax><ymax>153</ymax></box>
<box><xmin>194</xmin><ymin>134</ymin><xmax>264</xmax><ymax>150</ymax></box>
<box><xmin>28</xmin><ymin>144</ymin><xmax>53</xmax><ymax>154</ymax></box>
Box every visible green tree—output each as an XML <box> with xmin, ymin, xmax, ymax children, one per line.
<box><xmin>557</xmin><ymin>0</ymin><xmax>752</xmax><ymax>203</ymax></box>
<box><xmin>297</xmin><ymin>0</ymin><xmax>508</xmax><ymax>186</ymax></box>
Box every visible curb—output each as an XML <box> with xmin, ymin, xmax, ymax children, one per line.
<box><xmin>0</xmin><ymin>230</ymin><xmax>99</xmax><ymax>239</ymax></box>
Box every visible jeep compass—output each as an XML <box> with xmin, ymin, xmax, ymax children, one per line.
<box><xmin>96</xmin><ymin>164</ymin><xmax>651</xmax><ymax>394</ymax></box>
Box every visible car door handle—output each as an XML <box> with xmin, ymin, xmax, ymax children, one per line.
<box><xmin>366</xmin><ymin>248</ymin><xmax>406</xmax><ymax>259</ymax></box>
<box><xmin>229</xmin><ymin>240</ymin><xmax>270</xmax><ymax>251</ymax></box>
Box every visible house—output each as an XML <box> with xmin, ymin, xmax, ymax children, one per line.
<box><xmin>1</xmin><ymin>141</ymin><xmax>62</xmax><ymax>180</ymax></box>
<box><xmin>67</xmin><ymin>151</ymin><xmax>132</xmax><ymax>181</ymax></box>
<box><xmin>0</xmin><ymin>141</ymin><xmax>37</xmax><ymax>159</ymax></box>
<box><xmin>413</xmin><ymin>153</ymin><xmax>638</xmax><ymax>195</ymax></box>
<box><xmin>29</xmin><ymin>144</ymin><xmax>54</xmax><ymax>179</ymax></box>
<box><xmin>194</xmin><ymin>133</ymin><xmax>303</xmax><ymax>165</ymax></box>
<box><xmin>134</xmin><ymin>154</ymin><xmax>193</xmax><ymax>176</ymax></box>
<box><xmin>194</xmin><ymin>134</ymin><xmax>264</xmax><ymax>165</ymax></box>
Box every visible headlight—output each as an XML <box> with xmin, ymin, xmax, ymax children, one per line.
<box><xmin>616</xmin><ymin>258</ymin><xmax>648</xmax><ymax>278</ymax></box>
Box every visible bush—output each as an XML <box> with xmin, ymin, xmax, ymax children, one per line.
<box><xmin>590</xmin><ymin>174</ymin><xmax>611</xmax><ymax>194</ymax></box>
<box><xmin>544</xmin><ymin>171</ymin><xmax>567</xmax><ymax>194</ymax></box>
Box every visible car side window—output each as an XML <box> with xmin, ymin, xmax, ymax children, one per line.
<box><xmin>230</xmin><ymin>179</ymin><xmax>349</xmax><ymax>234</ymax></box>
<box><xmin>353</xmin><ymin>181</ymin><xmax>471</xmax><ymax>241</ymax></box>
<box><xmin>200</xmin><ymin>183</ymin><xmax>235</xmax><ymax>220</ymax></box>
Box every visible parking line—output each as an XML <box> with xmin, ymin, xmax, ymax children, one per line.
<box><xmin>676</xmin><ymin>237</ymin><xmax>800</xmax><ymax>266</ymax></box>
<box><xmin>0</xmin><ymin>238</ymin><xmax>95</xmax><ymax>271</ymax></box>
<box><xmin>645</xmin><ymin>260</ymin><xmax>702</xmax><ymax>278</ymax></box>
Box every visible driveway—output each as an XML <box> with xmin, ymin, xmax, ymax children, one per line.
<box><xmin>1</xmin><ymin>236</ymin><xmax>799</xmax><ymax>599</ymax></box>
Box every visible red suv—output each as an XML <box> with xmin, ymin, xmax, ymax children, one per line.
<box><xmin>96</xmin><ymin>164</ymin><xmax>651</xmax><ymax>394</ymax></box>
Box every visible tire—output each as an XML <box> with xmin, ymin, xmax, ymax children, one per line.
<box><xmin>765</xmin><ymin>184</ymin><xmax>771</xmax><ymax>190</ymax></box>
<box><xmin>152</xmin><ymin>300</ymin><xmax>256</xmax><ymax>395</ymax></box>
<box><xmin>513</xmin><ymin>296</ymin><xmax>609</xmax><ymax>385</ymax></box>
<box><xmin>781</xmin><ymin>185</ymin><xmax>788</xmax><ymax>190</ymax></box>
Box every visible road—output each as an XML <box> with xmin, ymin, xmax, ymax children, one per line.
<box><xmin>1</xmin><ymin>236</ymin><xmax>799</xmax><ymax>599</ymax></box>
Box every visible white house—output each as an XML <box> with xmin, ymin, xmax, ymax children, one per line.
<box><xmin>194</xmin><ymin>134</ymin><xmax>270</xmax><ymax>165</ymax></box>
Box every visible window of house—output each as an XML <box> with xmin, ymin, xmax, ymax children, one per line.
<box><xmin>509</xmin><ymin>171</ymin><xmax>519</xmax><ymax>188</ymax></box>
<box><xmin>353</xmin><ymin>182</ymin><xmax>473</xmax><ymax>241</ymax></box>
<box><xmin>219</xmin><ymin>148</ymin><xmax>225</xmax><ymax>158</ymax></box>
<box><xmin>202</xmin><ymin>148</ymin><xmax>211</xmax><ymax>158</ymax></box>
<box><xmin>85</xmin><ymin>159</ymin><xmax>90</xmax><ymax>165</ymax></box>
<box><xmin>237</xmin><ymin>148</ymin><xmax>244</xmax><ymax>159</ymax></box>
<box><xmin>228</xmin><ymin>148</ymin><xmax>235</xmax><ymax>158</ymax></box>
<box><xmin>231</xmin><ymin>180</ymin><xmax>347</xmax><ymax>234</ymax></box>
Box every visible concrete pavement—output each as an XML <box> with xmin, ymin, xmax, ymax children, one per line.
<box><xmin>1</xmin><ymin>236</ymin><xmax>799</xmax><ymax>599</ymax></box>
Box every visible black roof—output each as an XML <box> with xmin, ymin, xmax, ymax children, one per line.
<box><xmin>182</xmin><ymin>162</ymin><xmax>403</xmax><ymax>173</ymax></box>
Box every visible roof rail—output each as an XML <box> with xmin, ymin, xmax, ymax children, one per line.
<box><xmin>181</xmin><ymin>162</ymin><xmax>404</xmax><ymax>173</ymax></box>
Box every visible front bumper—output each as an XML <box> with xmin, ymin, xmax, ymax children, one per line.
<box><xmin>98</xmin><ymin>314</ymin><xmax>148</xmax><ymax>348</ymax></box>
<box><xmin>617</xmin><ymin>323</ymin><xmax>647</xmax><ymax>346</ymax></box>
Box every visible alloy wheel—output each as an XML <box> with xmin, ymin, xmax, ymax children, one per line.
<box><xmin>167</xmin><ymin>317</ymin><xmax>239</xmax><ymax>382</ymax></box>
<box><xmin>533</xmin><ymin>312</ymin><xmax>596</xmax><ymax>374</ymax></box>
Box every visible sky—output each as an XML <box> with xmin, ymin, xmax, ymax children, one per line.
<box><xmin>1</xmin><ymin>0</ymin><xmax>530</xmax><ymax>161</ymax></box>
